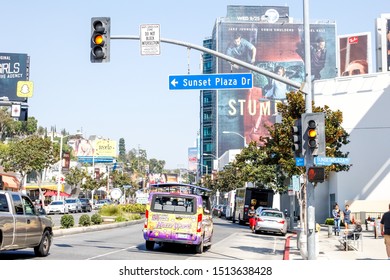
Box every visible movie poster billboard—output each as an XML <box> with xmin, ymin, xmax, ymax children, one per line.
<box><xmin>376</xmin><ymin>14</ymin><xmax>390</xmax><ymax>72</ymax></box>
<box><xmin>0</xmin><ymin>53</ymin><xmax>29</xmax><ymax>102</ymax></box>
<box><xmin>338</xmin><ymin>33</ymin><xmax>371</xmax><ymax>76</ymax></box>
<box><xmin>216</xmin><ymin>21</ymin><xmax>336</xmax><ymax>154</ymax></box>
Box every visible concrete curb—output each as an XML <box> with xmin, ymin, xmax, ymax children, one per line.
<box><xmin>53</xmin><ymin>219</ymin><xmax>145</xmax><ymax>237</ymax></box>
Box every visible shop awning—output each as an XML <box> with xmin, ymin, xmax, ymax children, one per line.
<box><xmin>44</xmin><ymin>190</ymin><xmax>70</xmax><ymax>197</ymax></box>
<box><xmin>1</xmin><ymin>175</ymin><xmax>19</xmax><ymax>190</ymax></box>
<box><xmin>25</xmin><ymin>184</ymin><xmax>64</xmax><ymax>192</ymax></box>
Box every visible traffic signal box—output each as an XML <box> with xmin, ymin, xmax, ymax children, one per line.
<box><xmin>301</xmin><ymin>113</ymin><xmax>325</xmax><ymax>157</ymax></box>
<box><xmin>307</xmin><ymin>166</ymin><xmax>325</xmax><ymax>183</ymax></box>
<box><xmin>291</xmin><ymin>118</ymin><xmax>302</xmax><ymax>158</ymax></box>
<box><xmin>90</xmin><ymin>17</ymin><xmax>111</xmax><ymax>63</ymax></box>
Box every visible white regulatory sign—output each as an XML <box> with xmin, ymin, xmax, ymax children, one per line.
<box><xmin>140</xmin><ymin>24</ymin><xmax>160</xmax><ymax>55</ymax></box>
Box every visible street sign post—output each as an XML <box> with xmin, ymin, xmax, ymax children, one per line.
<box><xmin>140</xmin><ymin>24</ymin><xmax>160</xmax><ymax>55</ymax></box>
<box><xmin>169</xmin><ymin>73</ymin><xmax>253</xmax><ymax>90</ymax></box>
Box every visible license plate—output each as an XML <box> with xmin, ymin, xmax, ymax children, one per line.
<box><xmin>177</xmin><ymin>234</ymin><xmax>188</xmax><ymax>239</ymax></box>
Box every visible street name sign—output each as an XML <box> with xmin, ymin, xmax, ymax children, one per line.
<box><xmin>314</xmin><ymin>157</ymin><xmax>350</xmax><ymax>166</ymax></box>
<box><xmin>140</xmin><ymin>24</ymin><xmax>160</xmax><ymax>55</ymax></box>
<box><xmin>169</xmin><ymin>73</ymin><xmax>253</xmax><ymax>90</ymax></box>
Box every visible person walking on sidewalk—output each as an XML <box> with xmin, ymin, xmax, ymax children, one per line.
<box><xmin>332</xmin><ymin>203</ymin><xmax>341</xmax><ymax>235</ymax></box>
<box><xmin>343</xmin><ymin>204</ymin><xmax>352</xmax><ymax>229</ymax></box>
<box><xmin>380</xmin><ymin>203</ymin><xmax>390</xmax><ymax>259</ymax></box>
<box><xmin>248</xmin><ymin>205</ymin><xmax>256</xmax><ymax>233</ymax></box>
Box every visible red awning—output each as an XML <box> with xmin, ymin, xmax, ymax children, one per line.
<box><xmin>44</xmin><ymin>190</ymin><xmax>70</xmax><ymax>197</ymax></box>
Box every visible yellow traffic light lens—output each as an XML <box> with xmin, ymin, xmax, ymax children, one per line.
<box><xmin>94</xmin><ymin>35</ymin><xmax>104</xmax><ymax>45</ymax></box>
<box><xmin>308</xmin><ymin>129</ymin><xmax>317</xmax><ymax>138</ymax></box>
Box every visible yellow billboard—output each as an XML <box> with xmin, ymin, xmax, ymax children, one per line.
<box><xmin>94</xmin><ymin>139</ymin><xmax>117</xmax><ymax>157</ymax></box>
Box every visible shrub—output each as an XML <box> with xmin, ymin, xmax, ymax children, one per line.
<box><xmin>61</xmin><ymin>214</ymin><xmax>74</xmax><ymax>228</ymax></box>
<box><xmin>79</xmin><ymin>214</ymin><xmax>91</xmax><ymax>227</ymax></box>
<box><xmin>91</xmin><ymin>213</ymin><xmax>103</xmax><ymax>225</ymax></box>
<box><xmin>100</xmin><ymin>204</ymin><xmax>121</xmax><ymax>216</ymax></box>
<box><xmin>325</xmin><ymin>218</ymin><xmax>334</xmax><ymax>225</ymax></box>
<box><xmin>115</xmin><ymin>215</ymin><xmax>127</xmax><ymax>222</ymax></box>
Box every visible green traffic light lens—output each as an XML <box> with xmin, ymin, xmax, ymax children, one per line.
<box><xmin>92</xmin><ymin>46</ymin><xmax>104</xmax><ymax>59</ymax></box>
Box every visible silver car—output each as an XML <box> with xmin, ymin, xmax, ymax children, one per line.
<box><xmin>64</xmin><ymin>198</ymin><xmax>82</xmax><ymax>213</ymax></box>
<box><xmin>254</xmin><ymin>209</ymin><xmax>288</xmax><ymax>235</ymax></box>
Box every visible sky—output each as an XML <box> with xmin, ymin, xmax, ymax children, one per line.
<box><xmin>2</xmin><ymin>0</ymin><xmax>389</xmax><ymax>169</ymax></box>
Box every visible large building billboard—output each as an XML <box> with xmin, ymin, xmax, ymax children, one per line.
<box><xmin>0</xmin><ymin>53</ymin><xmax>29</xmax><ymax>101</ymax></box>
<box><xmin>216</xmin><ymin>20</ymin><xmax>336</xmax><ymax>154</ymax></box>
<box><xmin>69</xmin><ymin>138</ymin><xmax>117</xmax><ymax>163</ymax></box>
<box><xmin>376</xmin><ymin>14</ymin><xmax>390</xmax><ymax>72</ymax></box>
<box><xmin>338</xmin><ymin>33</ymin><xmax>372</xmax><ymax>76</ymax></box>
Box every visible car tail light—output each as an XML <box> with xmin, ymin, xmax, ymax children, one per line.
<box><xmin>197</xmin><ymin>213</ymin><xmax>202</xmax><ymax>233</ymax></box>
<box><xmin>144</xmin><ymin>210</ymin><xmax>149</xmax><ymax>229</ymax></box>
<box><xmin>278</xmin><ymin>220</ymin><xmax>285</xmax><ymax>224</ymax></box>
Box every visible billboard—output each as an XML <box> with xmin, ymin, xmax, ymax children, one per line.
<box><xmin>69</xmin><ymin>138</ymin><xmax>117</xmax><ymax>159</ymax></box>
<box><xmin>216</xmin><ymin>21</ymin><xmax>336</xmax><ymax>154</ymax></box>
<box><xmin>376</xmin><ymin>14</ymin><xmax>390</xmax><ymax>72</ymax></box>
<box><xmin>188</xmin><ymin>147</ymin><xmax>198</xmax><ymax>172</ymax></box>
<box><xmin>0</xmin><ymin>53</ymin><xmax>29</xmax><ymax>101</ymax></box>
<box><xmin>338</xmin><ymin>33</ymin><xmax>372</xmax><ymax>76</ymax></box>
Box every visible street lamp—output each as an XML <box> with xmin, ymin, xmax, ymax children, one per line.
<box><xmin>203</xmin><ymin>153</ymin><xmax>219</xmax><ymax>171</ymax></box>
<box><xmin>222</xmin><ymin>130</ymin><xmax>247</xmax><ymax>147</ymax></box>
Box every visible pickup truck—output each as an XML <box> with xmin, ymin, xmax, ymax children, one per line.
<box><xmin>0</xmin><ymin>190</ymin><xmax>53</xmax><ymax>257</ymax></box>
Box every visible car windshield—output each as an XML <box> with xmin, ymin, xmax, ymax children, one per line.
<box><xmin>66</xmin><ymin>199</ymin><xmax>76</xmax><ymax>203</ymax></box>
<box><xmin>51</xmin><ymin>201</ymin><xmax>63</xmax><ymax>205</ymax></box>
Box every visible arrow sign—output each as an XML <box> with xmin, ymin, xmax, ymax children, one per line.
<box><xmin>169</xmin><ymin>73</ymin><xmax>253</xmax><ymax>90</ymax></box>
<box><xmin>315</xmin><ymin>157</ymin><xmax>350</xmax><ymax>166</ymax></box>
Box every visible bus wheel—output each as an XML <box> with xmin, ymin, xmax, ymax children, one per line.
<box><xmin>195</xmin><ymin>239</ymin><xmax>204</xmax><ymax>254</ymax></box>
<box><xmin>145</xmin><ymin>241</ymin><xmax>155</xmax><ymax>250</ymax></box>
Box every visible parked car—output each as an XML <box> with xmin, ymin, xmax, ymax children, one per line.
<box><xmin>64</xmin><ymin>198</ymin><xmax>82</xmax><ymax>213</ymax></box>
<box><xmin>46</xmin><ymin>200</ymin><xmax>69</xmax><ymax>215</ymax></box>
<box><xmin>212</xmin><ymin>204</ymin><xmax>223</xmax><ymax>217</ymax></box>
<box><xmin>94</xmin><ymin>199</ymin><xmax>111</xmax><ymax>210</ymax></box>
<box><xmin>254</xmin><ymin>209</ymin><xmax>287</xmax><ymax>236</ymax></box>
<box><xmin>79</xmin><ymin>198</ymin><xmax>92</xmax><ymax>212</ymax></box>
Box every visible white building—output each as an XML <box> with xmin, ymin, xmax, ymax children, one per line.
<box><xmin>311</xmin><ymin>71</ymin><xmax>390</xmax><ymax>222</ymax></box>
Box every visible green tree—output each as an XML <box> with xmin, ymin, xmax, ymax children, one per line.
<box><xmin>65</xmin><ymin>167</ymin><xmax>89</xmax><ymax>197</ymax></box>
<box><xmin>1</xmin><ymin>135</ymin><xmax>57</xmax><ymax>203</ymax></box>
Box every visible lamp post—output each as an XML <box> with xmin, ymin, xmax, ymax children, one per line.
<box><xmin>56</xmin><ymin>135</ymin><xmax>63</xmax><ymax>201</ymax></box>
<box><xmin>222</xmin><ymin>130</ymin><xmax>247</xmax><ymax>147</ymax></box>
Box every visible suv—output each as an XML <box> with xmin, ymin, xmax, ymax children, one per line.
<box><xmin>64</xmin><ymin>198</ymin><xmax>82</xmax><ymax>213</ymax></box>
<box><xmin>79</xmin><ymin>198</ymin><xmax>92</xmax><ymax>212</ymax></box>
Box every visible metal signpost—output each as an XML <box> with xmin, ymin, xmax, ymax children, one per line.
<box><xmin>169</xmin><ymin>73</ymin><xmax>253</xmax><ymax>90</ymax></box>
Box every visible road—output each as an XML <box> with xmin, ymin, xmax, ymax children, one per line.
<box><xmin>0</xmin><ymin>217</ymin><xmax>286</xmax><ymax>260</ymax></box>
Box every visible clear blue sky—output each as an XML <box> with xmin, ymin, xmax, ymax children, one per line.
<box><xmin>2</xmin><ymin>1</ymin><xmax>389</xmax><ymax>169</ymax></box>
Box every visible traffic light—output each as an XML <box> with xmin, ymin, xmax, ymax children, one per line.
<box><xmin>301</xmin><ymin>113</ymin><xmax>325</xmax><ymax>157</ymax></box>
<box><xmin>307</xmin><ymin>167</ymin><xmax>325</xmax><ymax>183</ymax></box>
<box><xmin>90</xmin><ymin>17</ymin><xmax>111</xmax><ymax>63</ymax></box>
<box><xmin>291</xmin><ymin>118</ymin><xmax>302</xmax><ymax>158</ymax></box>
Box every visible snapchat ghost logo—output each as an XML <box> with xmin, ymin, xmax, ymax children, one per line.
<box><xmin>17</xmin><ymin>81</ymin><xmax>34</xmax><ymax>97</ymax></box>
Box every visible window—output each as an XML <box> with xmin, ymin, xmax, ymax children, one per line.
<box><xmin>0</xmin><ymin>194</ymin><xmax>9</xmax><ymax>212</ymax></box>
<box><xmin>152</xmin><ymin>195</ymin><xmax>195</xmax><ymax>213</ymax></box>
<box><xmin>22</xmin><ymin>196</ymin><xmax>35</xmax><ymax>215</ymax></box>
<box><xmin>12</xmin><ymin>194</ymin><xmax>24</xmax><ymax>215</ymax></box>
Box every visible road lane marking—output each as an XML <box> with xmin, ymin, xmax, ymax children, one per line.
<box><xmin>86</xmin><ymin>246</ymin><xmax>137</xmax><ymax>260</ymax></box>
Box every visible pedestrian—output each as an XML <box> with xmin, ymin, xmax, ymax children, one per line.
<box><xmin>343</xmin><ymin>204</ymin><xmax>352</xmax><ymax>229</ymax></box>
<box><xmin>380</xmin><ymin>203</ymin><xmax>390</xmax><ymax>259</ymax></box>
<box><xmin>248</xmin><ymin>205</ymin><xmax>256</xmax><ymax>233</ymax></box>
<box><xmin>332</xmin><ymin>203</ymin><xmax>341</xmax><ymax>235</ymax></box>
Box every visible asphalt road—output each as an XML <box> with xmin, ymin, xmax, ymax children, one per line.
<box><xmin>0</xmin><ymin>217</ymin><xmax>286</xmax><ymax>260</ymax></box>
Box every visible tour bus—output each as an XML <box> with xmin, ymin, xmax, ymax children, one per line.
<box><xmin>143</xmin><ymin>183</ymin><xmax>213</xmax><ymax>254</ymax></box>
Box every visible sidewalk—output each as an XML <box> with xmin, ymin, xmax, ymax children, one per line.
<box><xmin>285</xmin><ymin>225</ymin><xmax>388</xmax><ymax>260</ymax></box>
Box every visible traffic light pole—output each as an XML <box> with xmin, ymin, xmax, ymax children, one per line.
<box><xmin>111</xmin><ymin>35</ymin><xmax>303</xmax><ymax>91</ymax></box>
<box><xmin>303</xmin><ymin>0</ymin><xmax>316</xmax><ymax>260</ymax></box>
